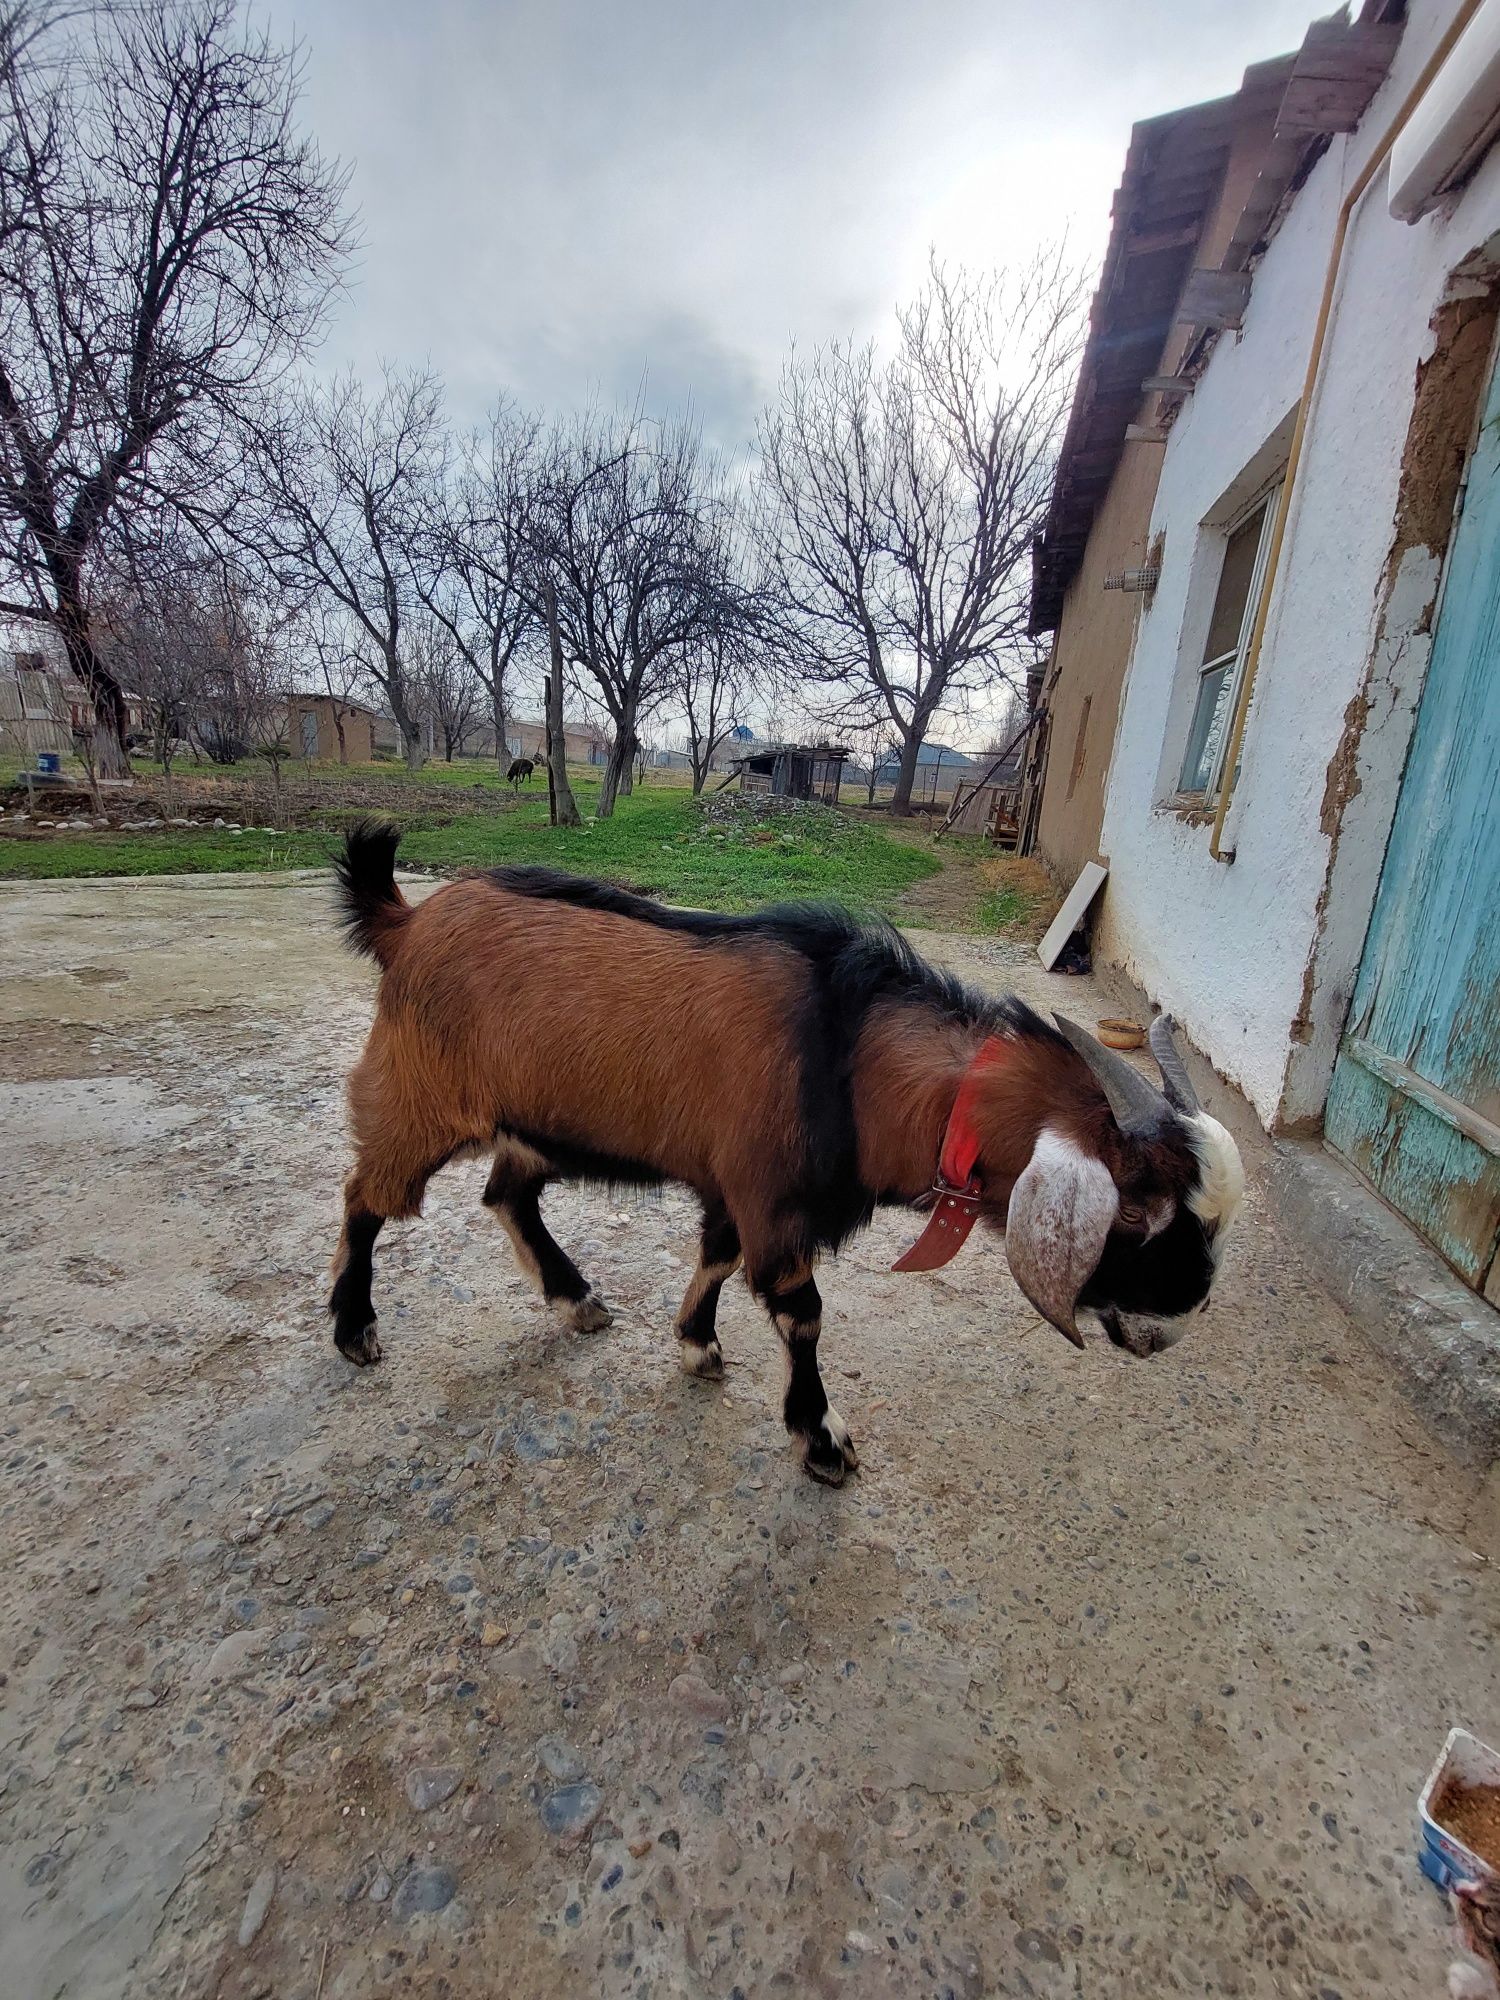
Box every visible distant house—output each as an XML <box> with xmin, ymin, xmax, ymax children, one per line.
<box><xmin>287</xmin><ymin>691</ymin><xmax>382</xmax><ymax>763</ymax></box>
<box><xmin>871</xmin><ymin>742</ymin><xmax>978</xmax><ymax>801</ymax></box>
<box><xmin>499</xmin><ymin>717</ymin><xmax>610</xmax><ymax>767</ymax></box>
<box><xmin>728</xmin><ymin>742</ymin><xmax>850</xmax><ymax>803</ymax></box>
<box><xmin>0</xmin><ymin>626</ymin><xmax>144</xmax><ymax>757</ymax></box>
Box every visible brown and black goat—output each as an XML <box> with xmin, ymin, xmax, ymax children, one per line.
<box><xmin>329</xmin><ymin>824</ymin><xmax>1244</xmax><ymax>1483</ymax></box>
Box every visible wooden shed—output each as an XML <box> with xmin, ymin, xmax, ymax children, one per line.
<box><xmin>729</xmin><ymin>742</ymin><xmax>849</xmax><ymax>803</ymax></box>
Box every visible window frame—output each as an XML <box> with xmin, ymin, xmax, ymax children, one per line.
<box><xmin>1176</xmin><ymin>483</ymin><xmax>1281</xmax><ymax>805</ymax></box>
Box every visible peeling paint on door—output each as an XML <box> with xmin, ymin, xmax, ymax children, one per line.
<box><xmin>1325</xmin><ymin>346</ymin><xmax>1500</xmax><ymax>1292</ymax></box>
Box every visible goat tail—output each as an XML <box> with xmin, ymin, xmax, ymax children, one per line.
<box><xmin>334</xmin><ymin>820</ymin><xmax>411</xmax><ymax>968</ymax></box>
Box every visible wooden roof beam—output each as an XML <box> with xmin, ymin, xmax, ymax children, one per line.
<box><xmin>1176</xmin><ymin>268</ymin><xmax>1253</xmax><ymax>331</ymax></box>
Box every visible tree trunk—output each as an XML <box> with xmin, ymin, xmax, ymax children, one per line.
<box><xmin>597</xmin><ymin>720</ymin><xmax>636</xmax><ymax>819</ymax></box>
<box><xmin>887</xmin><ymin>728</ymin><xmax>925</xmax><ymax>815</ymax></box>
<box><xmin>543</xmin><ymin>582</ymin><xmax>581</xmax><ymax>828</ymax></box>
<box><xmin>380</xmin><ymin>662</ymin><xmax>426</xmax><ymax>773</ymax></box>
<box><xmin>333</xmin><ymin>709</ymin><xmax>348</xmax><ymax>763</ymax></box>
<box><xmin>491</xmin><ymin>684</ymin><xmax>509</xmax><ymax>774</ymax></box>
<box><xmin>57</xmin><ymin>608</ymin><xmax>131</xmax><ymax>777</ymax></box>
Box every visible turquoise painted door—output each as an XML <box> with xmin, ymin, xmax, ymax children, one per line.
<box><xmin>1325</xmin><ymin>350</ymin><xmax>1500</xmax><ymax>1300</ymax></box>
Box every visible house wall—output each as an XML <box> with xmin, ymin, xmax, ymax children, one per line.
<box><xmin>1034</xmin><ymin>96</ymin><xmax>1284</xmax><ymax>889</ymax></box>
<box><xmin>1095</xmin><ymin>0</ymin><xmax>1500</xmax><ymax>1125</ymax></box>
<box><xmin>287</xmin><ymin>697</ymin><xmax>375</xmax><ymax>763</ymax></box>
<box><xmin>1034</xmin><ymin>449</ymin><xmax>1163</xmax><ymax>882</ymax></box>
<box><xmin>505</xmin><ymin>719</ymin><xmax>607</xmax><ymax>766</ymax></box>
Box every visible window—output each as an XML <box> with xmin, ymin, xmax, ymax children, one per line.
<box><xmin>1179</xmin><ymin>490</ymin><xmax>1279</xmax><ymax>798</ymax></box>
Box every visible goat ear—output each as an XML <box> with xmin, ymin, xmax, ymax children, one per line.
<box><xmin>1004</xmin><ymin>1129</ymin><xmax>1119</xmax><ymax>1350</ymax></box>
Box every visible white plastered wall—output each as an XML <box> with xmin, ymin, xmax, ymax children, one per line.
<box><xmin>1095</xmin><ymin>0</ymin><xmax>1500</xmax><ymax>1127</ymax></box>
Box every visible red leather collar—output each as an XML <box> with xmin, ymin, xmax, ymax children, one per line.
<box><xmin>891</xmin><ymin>1035</ymin><xmax>1012</xmax><ymax>1273</ymax></box>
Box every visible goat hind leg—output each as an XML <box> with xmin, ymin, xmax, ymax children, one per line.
<box><xmin>484</xmin><ymin>1151</ymin><xmax>611</xmax><ymax>1332</ymax></box>
<box><xmin>329</xmin><ymin>1135</ymin><xmax>453</xmax><ymax>1364</ymax></box>
<box><xmin>675</xmin><ymin>1199</ymin><xmax>741</xmax><ymax>1380</ymax></box>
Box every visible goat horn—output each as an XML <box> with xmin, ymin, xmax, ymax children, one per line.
<box><xmin>1148</xmin><ymin>1015</ymin><xmax>1199</xmax><ymax>1114</ymax></box>
<box><xmin>1052</xmin><ymin>1014</ymin><xmax>1167</xmax><ymax>1134</ymax></box>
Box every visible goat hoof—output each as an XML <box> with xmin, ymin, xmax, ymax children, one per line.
<box><xmin>336</xmin><ymin>1320</ymin><xmax>382</xmax><ymax>1366</ymax></box>
<box><xmin>566</xmin><ymin>1290</ymin><xmax>613</xmax><ymax>1334</ymax></box>
<box><xmin>679</xmin><ymin>1336</ymin><xmax>724</xmax><ymax>1379</ymax></box>
<box><xmin>802</xmin><ymin>1410</ymin><xmax>858</xmax><ymax>1485</ymax></box>
<box><xmin>802</xmin><ymin>1437</ymin><xmax>848</xmax><ymax>1485</ymax></box>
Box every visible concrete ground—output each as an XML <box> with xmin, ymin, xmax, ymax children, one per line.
<box><xmin>0</xmin><ymin>873</ymin><xmax>1496</xmax><ymax>2000</ymax></box>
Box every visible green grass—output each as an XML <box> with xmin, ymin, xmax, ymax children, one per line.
<box><xmin>0</xmin><ymin>828</ymin><xmax>333</xmax><ymax>878</ymax></box>
<box><xmin>0</xmin><ymin>783</ymin><xmax>940</xmax><ymax>916</ymax></box>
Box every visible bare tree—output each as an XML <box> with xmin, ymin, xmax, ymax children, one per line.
<box><xmin>411</xmin><ymin>614</ymin><xmax>481</xmax><ymax>761</ymax></box>
<box><xmin>254</xmin><ymin>366</ymin><xmax>444</xmax><ymax>772</ymax></box>
<box><xmin>298</xmin><ymin>601</ymin><xmax>370</xmax><ymax>765</ymax></box>
<box><xmin>674</xmin><ymin>630</ymin><xmax>752</xmax><ymax>795</ymax></box>
<box><xmin>189</xmin><ymin>586</ymin><xmax>289</xmax><ymax>766</ymax></box>
<box><xmin>0</xmin><ymin>1</ymin><xmax>350</xmax><ymax>772</ymax></box>
<box><xmin>540</xmin><ymin>577</ymin><xmax>581</xmax><ymax>826</ymax></box>
<box><xmin>672</xmin><ymin>511</ymin><xmax>769</xmax><ymax>794</ymax></box>
<box><xmin>539</xmin><ymin>406</ymin><xmax>731</xmax><ymax>818</ymax></box>
<box><xmin>416</xmin><ymin>399</ymin><xmax>543</xmax><ymax>774</ymax></box>
<box><xmin>836</xmin><ymin>700</ymin><xmax>903</xmax><ymax>805</ymax></box>
<box><xmin>101</xmin><ymin>586</ymin><xmax>201</xmax><ymax>779</ymax></box>
<box><xmin>759</xmin><ymin>252</ymin><xmax>1084</xmax><ymax>813</ymax></box>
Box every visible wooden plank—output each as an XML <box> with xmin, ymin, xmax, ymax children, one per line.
<box><xmin>1121</xmin><ymin>223</ymin><xmax>1202</xmax><ymax>258</ymax></box>
<box><xmin>1124</xmin><ymin>424</ymin><xmax>1168</xmax><ymax>444</ymax></box>
<box><xmin>1176</xmin><ymin>268</ymin><xmax>1251</xmax><ymax>330</ymax></box>
<box><xmin>1277</xmin><ymin>19</ymin><xmax>1402</xmax><ymax>136</ymax></box>
<box><xmin>1038</xmin><ymin>861</ymin><xmax>1108</xmax><ymax>972</ymax></box>
<box><xmin>1142</xmin><ymin>375</ymin><xmax>1192</xmax><ymax>398</ymax></box>
<box><xmin>1343</xmin><ymin>1039</ymin><xmax>1500</xmax><ymax>1162</ymax></box>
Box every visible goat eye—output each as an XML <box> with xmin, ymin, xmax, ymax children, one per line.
<box><xmin>1117</xmin><ymin>1203</ymin><xmax>1146</xmax><ymax>1230</ymax></box>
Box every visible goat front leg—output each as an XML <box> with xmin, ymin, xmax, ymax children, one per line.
<box><xmin>483</xmin><ymin>1151</ymin><xmax>612</xmax><ymax>1332</ymax></box>
<box><xmin>675</xmin><ymin>1199</ymin><xmax>741</xmax><ymax>1379</ymax></box>
<box><xmin>754</xmin><ymin>1262</ymin><xmax>858</xmax><ymax>1485</ymax></box>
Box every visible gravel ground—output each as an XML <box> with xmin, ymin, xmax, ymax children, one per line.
<box><xmin>0</xmin><ymin>872</ymin><xmax>1495</xmax><ymax>2000</ymax></box>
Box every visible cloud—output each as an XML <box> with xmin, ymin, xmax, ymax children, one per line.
<box><xmin>279</xmin><ymin>0</ymin><xmax>1330</xmax><ymax>445</ymax></box>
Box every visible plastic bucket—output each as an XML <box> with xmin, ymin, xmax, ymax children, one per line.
<box><xmin>37</xmin><ymin>751</ymin><xmax>61</xmax><ymax>775</ymax></box>
<box><xmin>1417</xmin><ymin>1726</ymin><xmax>1500</xmax><ymax>1891</ymax></box>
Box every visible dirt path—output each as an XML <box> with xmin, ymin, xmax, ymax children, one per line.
<box><xmin>0</xmin><ymin>873</ymin><xmax>1493</xmax><ymax>2000</ymax></box>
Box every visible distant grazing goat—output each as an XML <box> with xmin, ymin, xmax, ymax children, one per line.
<box><xmin>330</xmin><ymin>824</ymin><xmax>1244</xmax><ymax>1483</ymax></box>
<box><xmin>506</xmin><ymin>758</ymin><xmax>535</xmax><ymax>790</ymax></box>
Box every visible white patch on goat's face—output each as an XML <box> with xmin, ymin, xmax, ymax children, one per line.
<box><xmin>1184</xmin><ymin>1112</ymin><xmax>1244</xmax><ymax>1250</ymax></box>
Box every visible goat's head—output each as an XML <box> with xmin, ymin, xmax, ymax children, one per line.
<box><xmin>985</xmin><ymin>1015</ymin><xmax>1243</xmax><ymax>1358</ymax></box>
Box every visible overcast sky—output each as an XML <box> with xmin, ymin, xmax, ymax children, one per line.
<box><xmin>272</xmin><ymin>0</ymin><xmax>1328</xmax><ymax>452</ymax></box>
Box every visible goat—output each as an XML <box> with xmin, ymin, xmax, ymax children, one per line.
<box><xmin>329</xmin><ymin>824</ymin><xmax>1244</xmax><ymax>1483</ymax></box>
<box><xmin>506</xmin><ymin>757</ymin><xmax>535</xmax><ymax>790</ymax></box>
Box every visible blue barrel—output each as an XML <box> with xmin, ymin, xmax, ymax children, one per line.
<box><xmin>37</xmin><ymin>751</ymin><xmax>61</xmax><ymax>774</ymax></box>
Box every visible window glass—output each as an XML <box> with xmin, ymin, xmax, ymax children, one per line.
<box><xmin>1181</xmin><ymin>664</ymin><xmax>1232</xmax><ymax>793</ymax></box>
<box><xmin>1202</xmin><ymin>508</ymin><xmax>1265</xmax><ymax>664</ymax></box>
<box><xmin>1179</xmin><ymin>494</ymin><xmax>1275</xmax><ymax>796</ymax></box>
